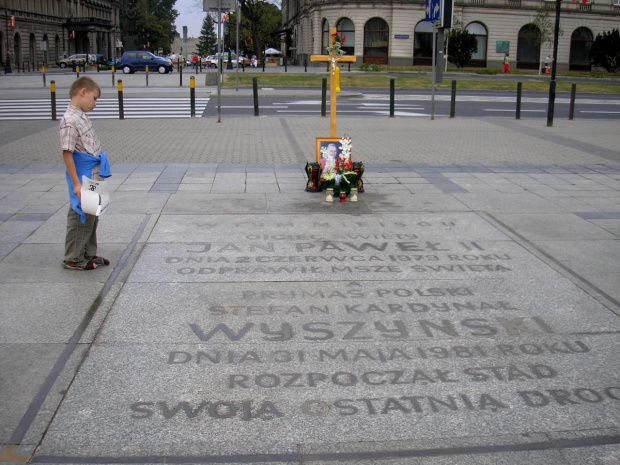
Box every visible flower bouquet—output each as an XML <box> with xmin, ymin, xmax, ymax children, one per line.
<box><xmin>320</xmin><ymin>136</ymin><xmax>356</xmax><ymax>195</ymax></box>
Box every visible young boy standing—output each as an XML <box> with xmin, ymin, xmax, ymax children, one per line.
<box><xmin>60</xmin><ymin>76</ymin><xmax>111</xmax><ymax>270</ymax></box>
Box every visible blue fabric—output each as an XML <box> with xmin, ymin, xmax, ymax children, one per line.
<box><xmin>65</xmin><ymin>151</ymin><xmax>111</xmax><ymax>223</ymax></box>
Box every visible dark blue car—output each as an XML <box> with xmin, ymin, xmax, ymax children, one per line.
<box><xmin>120</xmin><ymin>51</ymin><xmax>173</xmax><ymax>74</ymax></box>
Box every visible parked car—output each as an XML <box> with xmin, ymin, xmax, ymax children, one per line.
<box><xmin>107</xmin><ymin>58</ymin><xmax>121</xmax><ymax>68</ymax></box>
<box><xmin>204</xmin><ymin>53</ymin><xmax>238</xmax><ymax>68</ymax></box>
<box><xmin>56</xmin><ymin>53</ymin><xmax>88</xmax><ymax>68</ymax></box>
<box><xmin>120</xmin><ymin>51</ymin><xmax>173</xmax><ymax>74</ymax></box>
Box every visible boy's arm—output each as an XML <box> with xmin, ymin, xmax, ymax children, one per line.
<box><xmin>63</xmin><ymin>150</ymin><xmax>81</xmax><ymax>201</ymax></box>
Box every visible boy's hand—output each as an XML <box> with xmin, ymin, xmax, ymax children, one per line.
<box><xmin>73</xmin><ymin>183</ymin><xmax>82</xmax><ymax>202</ymax></box>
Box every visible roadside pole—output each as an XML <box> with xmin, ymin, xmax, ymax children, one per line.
<box><xmin>236</xmin><ymin>2</ymin><xmax>240</xmax><ymax>91</ymax></box>
<box><xmin>431</xmin><ymin>22</ymin><xmax>436</xmax><ymax>120</ymax></box>
<box><xmin>217</xmin><ymin>0</ymin><xmax>222</xmax><ymax>122</ymax></box>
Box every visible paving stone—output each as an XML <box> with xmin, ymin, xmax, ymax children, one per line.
<box><xmin>493</xmin><ymin>213</ymin><xmax>617</xmax><ymax>241</ymax></box>
<box><xmin>1</xmin><ymin>113</ymin><xmax>619</xmax><ymax>463</ymax></box>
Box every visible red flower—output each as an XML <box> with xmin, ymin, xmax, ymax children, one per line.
<box><xmin>331</xmin><ymin>33</ymin><xmax>346</xmax><ymax>46</ymax></box>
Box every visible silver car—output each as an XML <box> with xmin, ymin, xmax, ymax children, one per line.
<box><xmin>56</xmin><ymin>54</ymin><xmax>88</xmax><ymax>68</ymax></box>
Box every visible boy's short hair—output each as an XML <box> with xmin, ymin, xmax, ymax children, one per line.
<box><xmin>69</xmin><ymin>76</ymin><xmax>101</xmax><ymax>98</ymax></box>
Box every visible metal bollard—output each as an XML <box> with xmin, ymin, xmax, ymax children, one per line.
<box><xmin>321</xmin><ymin>77</ymin><xmax>327</xmax><ymax>117</ymax></box>
<box><xmin>450</xmin><ymin>80</ymin><xmax>457</xmax><ymax>118</ymax></box>
<box><xmin>117</xmin><ymin>79</ymin><xmax>124</xmax><ymax>119</ymax></box>
<box><xmin>284</xmin><ymin>58</ymin><xmax>287</xmax><ymax>72</ymax></box>
<box><xmin>252</xmin><ymin>77</ymin><xmax>259</xmax><ymax>116</ymax></box>
<box><xmin>390</xmin><ymin>78</ymin><xmax>395</xmax><ymax>117</ymax></box>
<box><xmin>145</xmin><ymin>65</ymin><xmax>149</xmax><ymax>87</ymax></box>
<box><xmin>42</xmin><ymin>66</ymin><xmax>46</xmax><ymax>87</ymax></box>
<box><xmin>569</xmin><ymin>83</ymin><xmax>576</xmax><ymax>120</ymax></box>
<box><xmin>76</xmin><ymin>65</ymin><xmax>80</xmax><ymax>79</ymax></box>
<box><xmin>304</xmin><ymin>59</ymin><xmax>307</xmax><ymax>72</ymax></box>
<box><xmin>111</xmin><ymin>66</ymin><xmax>115</xmax><ymax>86</ymax></box>
<box><xmin>516</xmin><ymin>82</ymin><xmax>522</xmax><ymax>120</ymax></box>
<box><xmin>50</xmin><ymin>80</ymin><xmax>57</xmax><ymax>121</ymax></box>
<box><xmin>190</xmin><ymin>76</ymin><xmax>195</xmax><ymax>117</ymax></box>
<box><xmin>179</xmin><ymin>63</ymin><xmax>183</xmax><ymax>86</ymax></box>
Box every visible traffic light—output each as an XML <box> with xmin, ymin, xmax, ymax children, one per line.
<box><xmin>441</xmin><ymin>0</ymin><xmax>454</xmax><ymax>28</ymax></box>
<box><xmin>8</xmin><ymin>16</ymin><xmax>15</xmax><ymax>28</ymax></box>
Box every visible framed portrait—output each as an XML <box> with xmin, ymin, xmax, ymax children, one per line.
<box><xmin>316</xmin><ymin>137</ymin><xmax>344</xmax><ymax>164</ymax></box>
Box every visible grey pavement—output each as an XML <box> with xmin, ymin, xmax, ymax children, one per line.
<box><xmin>0</xmin><ymin>75</ymin><xmax>620</xmax><ymax>465</ymax></box>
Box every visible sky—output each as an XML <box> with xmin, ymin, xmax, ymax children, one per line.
<box><xmin>174</xmin><ymin>0</ymin><xmax>208</xmax><ymax>39</ymax></box>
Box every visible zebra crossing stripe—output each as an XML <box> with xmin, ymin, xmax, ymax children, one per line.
<box><xmin>0</xmin><ymin>98</ymin><xmax>210</xmax><ymax>120</ymax></box>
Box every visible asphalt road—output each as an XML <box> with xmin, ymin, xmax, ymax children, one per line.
<box><xmin>201</xmin><ymin>90</ymin><xmax>620</xmax><ymax>119</ymax></box>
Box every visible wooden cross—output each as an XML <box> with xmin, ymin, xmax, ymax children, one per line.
<box><xmin>310</xmin><ymin>27</ymin><xmax>356</xmax><ymax>137</ymax></box>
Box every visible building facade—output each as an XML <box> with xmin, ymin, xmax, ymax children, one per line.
<box><xmin>282</xmin><ymin>0</ymin><xmax>620</xmax><ymax>70</ymax></box>
<box><xmin>1</xmin><ymin>0</ymin><xmax>121</xmax><ymax>68</ymax></box>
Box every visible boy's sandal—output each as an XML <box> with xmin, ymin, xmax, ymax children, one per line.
<box><xmin>62</xmin><ymin>260</ymin><xmax>98</xmax><ymax>270</ymax></box>
<box><xmin>87</xmin><ymin>256</ymin><xmax>110</xmax><ymax>266</ymax></box>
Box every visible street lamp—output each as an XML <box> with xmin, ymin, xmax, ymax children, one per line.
<box><xmin>4</xmin><ymin>7</ymin><xmax>12</xmax><ymax>74</ymax></box>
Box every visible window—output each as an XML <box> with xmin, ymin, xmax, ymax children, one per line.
<box><xmin>569</xmin><ymin>27</ymin><xmax>593</xmax><ymax>71</ymax></box>
<box><xmin>466</xmin><ymin>22</ymin><xmax>488</xmax><ymax>64</ymax></box>
<box><xmin>414</xmin><ymin>21</ymin><xmax>433</xmax><ymax>65</ymax></box>
<box><xmin>363</xmin><ymin>17</ymin><xmax>389</xmax><ymax>64</ymax></box>
<box><xmin>336</xmin><ymin>18</ymin><xmax>355</xmax><ymax>56</ymax></box>
<box><xmin>321</xmin><ymin>19</ymin><xmax>329</xmax><ymax>53</ymax></box>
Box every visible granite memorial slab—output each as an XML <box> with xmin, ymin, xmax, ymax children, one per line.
<box><xmin>26</xmin><ymin>210</ymin><xmax>620</xmax><ymax>462</ymax></box>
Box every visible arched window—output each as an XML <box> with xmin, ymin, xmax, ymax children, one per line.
<box><xmin>336</xmin><ymin>18</ymin><xmax>355</xmax><ymax>57</ymax></box>
<box><xmin>413</xmin><ymin>21</ymin><xmax>433</xmax><ymax>66</ymax></box>
<box><xmin>55</xmin><ymin>35</ymin><xmax>60</xmax><ymax>62</ymax></box>
<box><xmin>13</xmin><ymin>32</ymin><xmax>21</xmax><ymax>66</ymax></box>
<box><xmin>321</xmin><ymin>19</ymin><xmax>329</xmax><ymax>53</ymax></box>
<box><xmin>466</xmin><ymin>22</ymin><xmax>487</xmax><ymax>67</ymax></box>
<box><xmin>517</xmin><ymin>24</ymin><xmax>540</xmax><ymax>69</ymax></box>
<box><xmin>29</xmin><ymin>33</ymin><xmax>36</xmax><ymax>64</ymax></box>
<box><xmin>570</xmin><ymin>27</ymin><xmax>593</xmax><ymax>71</ymax></box>
<box><xmin>364</xmin><ymin>17</ymin><xmax>389</xmax><ymax>64</ymax></box>
<box><xmin>43</xmin><ymin>34</ymin><xmax>49</xmax><ymax>64</ymax></box>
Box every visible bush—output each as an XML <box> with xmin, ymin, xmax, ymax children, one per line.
<box><xmin>358</xmin><ymin>62</ymin><xmax>370</xmax><ymax>71</ymax></box>
<box><xmin>591</xmin><ymin>28</ymin><xmax>620</xmax><ymax>73</ymax></box>
<box><xmin>371</xmin><ymin>62</ymin><xmax>381</xmax><ymax>72</ymax></box>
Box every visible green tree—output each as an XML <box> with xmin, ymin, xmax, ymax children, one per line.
<box><xmin>528</xmin><ymin>7</ymin><xmax>563</xmax><ymax>74</ymax></box>
<box><xmin>197</xmin><ymin>14</ymin><xmax>217</xmax><ymax>56</ymax></box>
<box><xmin>120</xmin><ymin>0</ymin><xmax>179</xmax><ymax>54</ymax></box>
<box><xmin>447</xmin><ymin>20</ymin><xmax>478</xmax><ymax>68</ymax></box>
<box><xmin>234</xmin><ymin>1</ymin><xmax>282</xmax><ymax>57</ymax></box>
<box><xmin>591</xmin><ymin>28</ymin><xmax>620</xmax><ymax>73</ymax></box>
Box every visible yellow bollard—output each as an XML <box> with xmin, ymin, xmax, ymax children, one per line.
<box><xmin>336</xmin><ymin>66</ymin><xmax>341</xmax><ymax>93</ymax></box>
<box><xmin>117</xmin><ymin>79</ymin><xmax>124</xmax><ymax>119</ymax></box>
<box><xmin>190</xmin><ymin>76</ymin><xmax>195</xmax><ymax>117</ymax></box>
<box><xmin>42</xmin><ymin>66</ymin><xmax>46</xmax><ymax>87</ymax></box>
<box><xmin>50</xmin><ymin>80</ymin><xmax>57</xmax><ymax>121</ymax></box>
